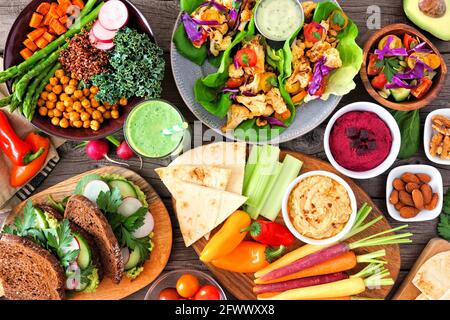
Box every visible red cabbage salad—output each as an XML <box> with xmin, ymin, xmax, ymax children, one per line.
<box><xmin>367</xmin><ymin>32</ymin><xmax>441</xmax><ymax>102</ymax></box>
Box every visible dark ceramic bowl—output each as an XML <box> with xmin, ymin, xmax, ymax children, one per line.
<box><xmin>3</xmin><ymin>0</ymin><xmax>156</xmax><ymax>141</ymax></box>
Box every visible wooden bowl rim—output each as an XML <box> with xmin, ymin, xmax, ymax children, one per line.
<box><xmin>360</xmin><ymin>23</ymin><xmax>447</xmax><ymax>111</ymax></box>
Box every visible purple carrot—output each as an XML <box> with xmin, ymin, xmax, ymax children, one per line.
<box><xmin>259</xmin><ymin>243</ymin><xmax>349</xmax><ymax>281</ymax></box>
<box><xmin>254</xmin><ymin>272</ymin><xmax>348</xmax><ymax>294</ymax></box>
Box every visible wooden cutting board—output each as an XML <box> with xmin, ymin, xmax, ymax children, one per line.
<box><xmin>393</xmin><ymin>238</ymin><xmax>450</xmax><ymax>300</ymax></box>
<box><xmin>190</xmin><ymin>150</ymin><xmax>401</xmax><ymax>300</ymax></box>
<box><xmin>2</xmin><ymin>166</ymin><xmax>172</xmax><ymax>300</ymax></box>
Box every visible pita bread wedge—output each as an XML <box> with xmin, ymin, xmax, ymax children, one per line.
<box><xmin>162</xmin><ymin>178</ymin><xmax>247</xmax><ymax>247</ymax></box>
<box><xmin>415</xmin><ymin>293</ymin><xmax>428</xmax><ymax>300</ymax></box>
<box><xmin>413</xmin><ymin>251</ymin><xmax>450</xmax><ymax>300</ymax></box>
<box><xmin>169</xmin><ymin>142</ymin><xmax>246</xmax><ymax>195</ymax></box>
<box><xmin>155</xmin><ymin>166</ymin><xmax>231</xmax><ymax>191</ymax></box>
<box><xmin>439</xmin><ymin>289</ymin><xmax>450</xmax><ymax>300</ymax></box>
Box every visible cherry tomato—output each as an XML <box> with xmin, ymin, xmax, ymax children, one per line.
<box><xmin>403</xmin><ymin>33</ymin><xmax>418</xmax><ymax>50</ymax></box>
<box><xmin>159</xmin><ymin>288</ymin><xmax>181</xmax><ymax>300</ymax></box>
<box><xmin>176</xmin><ymin>274</ymin><xmax>200</xmax><ymax>298</ymax></box>
<box><xmin>378</xmin><ymin>35</ymin><xmax>402</xmax><ymax>50</ymax></box>
<box><xmin>303</xmin><ymin>22</ymin><xmax>325</xmax><ymax>43</ymax></box>
<box><xmin>225</xmin><ymin>77</ymin><xmax>245</xmax><ymax>88</ymax></box>
<box><xmin>329</xmin><ymin>10</ymin><xmax>348</xmax><ymax>31</ymax></box>
<box><xmin>313</xmin><ymin>78</ymin><xmax>328</xmax><ymax>97</ymax></box>
<box><xmin>192</xmin><ymin>28</ymin><xmax>208</xmax><ymax>48</ymax></box>
<box><xmin>235</xmin><ymin>48</ymin><xmax>257</xmax><ymax>68</ymax></box>
<box><xmin>367</xmin><ymin>53</ymin><xmax>383</xmax><ymax>76</ymax></box>
<box><xmin>194</xmin><ymin>285</ymin><xmax>221</xmax><ymax>300</ymax></box>
<box><xmin>371</xmin><ymin>72</ymin><xmax>388</xmax><ymax>90</ymax></box>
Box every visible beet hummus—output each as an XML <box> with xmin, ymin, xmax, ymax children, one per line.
<box><xmin>329</xmin><ymin>111</ymin><xmax>392</xmax><ymax>172</ymax></box>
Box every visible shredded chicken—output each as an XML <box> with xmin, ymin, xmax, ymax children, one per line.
<box><xmin>222</xmin><ymin>104</ymin><xmax>251</xmax><ymax>132</ymax></box>
<box><xmin>228</xmin><ymin>63</ymin><xmax>244</xmax><ymax>79</ymax></box>
<box><xmin>236</xmin><ymin>94</ymin><xmax>272</xmax><ymax>117</ymax></box>
<box><xmin>302</xmin><ymin>1</ymin><xmax>317</xmax><ymax>19</ymax></box>
<box><xmin>266</xmin><ymin>88</ymin><xmax>288</xmax><ymax>114</ymax></box>
<box><xmin>323</xmin><ymin>47</ymin><xmax>342</xmax><ymax>69</ymax></box>
<box><xmin>239</xmin><ymin>73</ymin><xmax>262</xmax><ymax>94</ymax></box>
<box><xmin>306</xmin><ymin>41</ymin><xmax>332</xmax><ymax>62</ymax></box>
<box><xmin>287</xmin><ymin>55</ymin><xmax>312</xmax><ymax>89</ymax></box>
<box><xmin>291</xmin><ymin>39</ymin><xmax>306</xmax><ymax>61</ymax></box>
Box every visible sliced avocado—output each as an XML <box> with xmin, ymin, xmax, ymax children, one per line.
<box><xmin>74</xmin><ymin>233</ymin><xmax>92</xmax><ymax>269</ymax></box>
<box><xmin>108</xmin><ymin>180</ymin><xmax>137</xmax><ymax>198</ymax></box>
<box><xmin>404</xmin><ymin>0</ymin><xmax>450</xmax><ymax>41</ymax></box>
<box><xmin>391</xmin><ymin>88</ymin><xmax>411</xmax><ymax>102</ymax></box>
<box><xmin>34</xmin><ymin>208</ymin><xmax>49</xmax><ymax>229</ymax></box>
<box><xmin>125</xmin><ymin>249</ymin><xmax>141</xmax><ymax>270</ymax></box>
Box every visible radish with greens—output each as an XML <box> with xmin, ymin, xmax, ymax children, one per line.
<box><xmin>85</xmin><ymin>139</ymin><xmax>129</xmax><ymax>166</ymax></box>
<box><xmin>98</xmin><ymin>0</ymin><xmax>128</xmax><ymax>31</ymax></box>
<box><xmin>106</xmin><ymin>135</ymin><xmax>142</xmax><ymax>168</ymax></box>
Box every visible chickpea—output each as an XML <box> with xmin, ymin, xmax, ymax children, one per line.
<box><xmin>104</xmin><ymin>104</ymin><xmax>111</xmax><ymax>110</ymax></box>
<box><xmin>73</xmin><ymin>120</ymin><xmax>83</xmax><ymax>128</ymax></box>
<box><xmin>37</xmin><ymin>98</ymin><xmax>45</xmax><ymax>107</ymax></box>
<box><xmin>41</xmin><ymin>91</ymin><xmax>49</xmax><ymax>100</ymax></box>
<box><xmin>66</xmin><ymin>106</ymin><xmax>74</xmax><ymax>113</ymax></box>
<box><xmin>60</xmin><ymin>93</ymin><xmax>69</xmax><ymax>101</ymax></box>
<box><xmin>98</xmin><ymin>117</ymin><xmax>104</xmax><ymax>124</ymax></box>
<box><xmin>83</xmin><ymin>88</ymin><xmax>90</xmax><ymax>96</ymax></box>
<box><xmin>91</xmin><ymin>98</ymin><xmax>100</xmax><ymax>108</ymax></box>
<box><xmin>46</xmin><ymin>101</ymin><xmax>55</xmax><ymax>109</ymax></box>
<box><xmin>45</xmin><ymin>84</ymin><xmax>53</xmax><ymax>92</ymax></box>
<box><xmin>53</xmin><ymin>109</ymin><xmax>62</xmax><ymax>118</ymax></box>
<box><xmin>85</xmin><ymin>108</ymin><xmax>94</xmax><ymax>115</ymax></box>
<box><xmin>90</xmin><ymin>86</ymin><xmax>99</xmax><ymax>94</ymax></box>
<box><xmin>60</xmin><ymin>76</ymin><xmax>70</xmax><ymax>85</ymax></box>
<box><xmin>104</xmin><ymin>111</ymin><xmax>111</xmax><ymax>119</ymax></box>
<box><xmin>71</xmin><ymin>72</ymin><xmax>77</xmax><ymax>79</ymax></box>
<box><xmin>69</xmin><ymin>112</ymin><xmax>80</xmax><ymax>121</ymax></box>
<box><xmin>74</xmin><ymin>90</ymin><xmax>83</xmax><ymax>99</ymax></box>
<box><xmin>69</xmin><ymin>79</ymin><xmax>78</xmax><ymax>86</ymax></box>
<box><xmin>92</xmin><ymin>110</ymin><xmax>102</xmax><ymax>120</ymax></box>
<box><xmin>64</xmin><ymin>99</ymin><xmax>74</xmax><ymax>109</ymax></box>
<box><xmin>60</xmin><ymin>118</ymin><xmax>69</xmax><ymax>129</ymax></box>
<box><xmin>97</xmin><ymin>106</ymin><xmax>106</xmax><ymax>113</ymax></box>
<box><xmin>81</xmin><ymin>98</ymin><xmax>91</xmax><ymax>108</ymax></box>
<box><xmin>63</xmin><ymin>112</ymin><xmax>70</xmax><ymax>119</ymax></box>
<box><xmin>119</xmin><ymin>97</ymin><xmax>128</xmax><ymax>106</ymax></box>
<box><xmin>64</xmin><ymin>85</ymin><xmax>76</xmax><ymax>95</ymax></box>
<box><xmin>111</xmin><ymin>105</ymin><xmax>119</xmax><ymax>111</ymax></box>
<box><xmin>47</xmin><ymin>110</ymin><xmax>54</xmax><ymax>118</ymax></box>
<box><xmin>38</xmin><ymin>106</ymin><xmax>48</xmax><ymax>116</ymax></box>
<box><xmin>56</xmin><ymin>101</ymin><xmax>65</xmax><ymax>112</ymax></box>
<box><xmin>89</xmin><ymin>94</ymin><xmax>95</xmax><ymax>100</ymax></box>
<box><xmin>51</xmin><ymin>117</ymin><xmax>60</xmax><ymax>126</ymax></box>
<box><xmin>111</xmin><ymin>110</ymin><xmax>119</xmax><ymax>119</ymax></box>
<box><xmin>47</xmin><ymin>92</ymin><xmax>57</xmax><ymax>102</ymax></box>
<box><xmin>73</xmin><ymin>101</ymin><xmax>83</xmax><ymax>112</ymax></box>
<box><xmin>49</xmin><ymin>77</ymin><xmax>59</xmax><ymax>86</ymax></box>
<box><xmin>90</xmin><ymin>120</ymin><xmax>100</xmax><ymax>131</ymax></box>
<box><xmin>52</xmin><ymin>85</ymin><xmax>63</xmax><ymax>95</ymax></box>
<box><xmin>80</xmin><ymin>112</ymin><xmax>90</xmax><ymax>121</ymax></box>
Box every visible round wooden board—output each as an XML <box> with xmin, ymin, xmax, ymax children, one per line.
<box><xmin>191</xmin><ymin>150</ymin><xmax>401</xmax><ymax>300</ymax></box>
<box><xmin>6</xmin><ymin>166</ymin><xmax>172</xmax><ymax>300</ymax></box>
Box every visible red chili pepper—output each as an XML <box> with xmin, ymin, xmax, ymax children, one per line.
<box><xmin>243</xmin><ymin>220</ymin><xmax>295</xmax><ymax>246</ymax></box>
<box><xmin>0</xmin><ymin>110</ymin><xmax>44</xmax><ymax>166</ymax></box>
<box><xmin>10</xmin><ymin>132</ymin><xmax>50</xmax><ymax>188</ymax></box>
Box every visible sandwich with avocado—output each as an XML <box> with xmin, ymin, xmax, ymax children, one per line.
<box><xmin>0</xmin><ymin>201</ymin><xmax>102</xmax><ymax>300</ymax></box>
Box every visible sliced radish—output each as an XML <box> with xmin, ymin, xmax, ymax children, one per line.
<box><xmin>66</xmin><ymin>277</ymin><xmax>78</xmax><ymax>290</ymax></box>
<box><xmin>117</xmin><ymin>197</ymin><xmax>142</xmax><ymax>217</ymax></box>
<box><xmin>92</xmin><ymin>21</ymin><xmax>117</xmax><ymax>43</ymax></box>
<box><xmin>83</xmin><ymin>180</ymin><xmax>110</xmax><ymax>204</ymax></box>
<box><xmin>63</xmin><ymin>237</ymin><xmax>81</xmax><ymax>255</ymax></box>
<box><xmin>99</xmin><ymin>0</ymin><xmax>128</xmax><ymax>31</ymax></box>
<box><xmin>132</xmin><ymin>211</ymin><xmax>154</xmax><ymax>238</ymax></box>
<box><xmin>89</xmin><ymin>30</ymin><xmax>115</xmax><ymax>51</ymax></box>
<box><xmin>121</xmin><ymin>247</ymin><xmax>130</xmax><ymax>265</ymax></box>
<box><xmin>67</xmin><ymin>261</ymin><xmax>80</xmax><ymax>273</ymax></box>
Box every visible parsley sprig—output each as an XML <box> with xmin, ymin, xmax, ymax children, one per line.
<box><xmin>375</xmin><ymin>57</ymin><xmax>400</xmax><ymax>82</ymax></box>
<box><xmin>438</xmin><ymin>189</ymin><xmax>450</xmax><ymax>240</ymax></box>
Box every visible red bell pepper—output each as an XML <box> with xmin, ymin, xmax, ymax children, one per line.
<box><xmin>367</xmin><ymin>54</ymin><xmax>382</xmax><ymax>76</ymax></box>
<box><xmin>10</xmin><ymin>132</ymin><xmax>50</xmax><ymax>188</ymax></box>
<box><xmin>0</xmin><ymin>110</ymin><xmax>44</xmax><ymax>166</ymax></box>
<box><xmin>411</xmin><ymin>77</ymin><xmax>433</xmax><ymax>99</ymax></box>
<box><xmin>403</xmin><ymin>33</ymin><xmax>418</xmax><ymax>50</ymax></box>
<box><xmin>371</xmin><ymin>72</ymin><xmax>388</xmax><ymax>90</ymax></box>
<box><xmin>243</xmin><ymin>220</ymin><xmax>295</xmax><ymax>246</ymax></box>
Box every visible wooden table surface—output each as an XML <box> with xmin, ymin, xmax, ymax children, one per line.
<box><xmin>1</xmin><ymin>0</ymin><xmax>449</xmax><ymax>300</ymax></box>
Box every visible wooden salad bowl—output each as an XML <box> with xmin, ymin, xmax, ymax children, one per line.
<box><xmin>360</xmin><ymin>23</ymin><xmax>447</xmax><ymax>111</ymax></box>
<box><xmin>3</xmin><ymin>0</ymin><xmax>155</xmax><ymax>141</ymax></box>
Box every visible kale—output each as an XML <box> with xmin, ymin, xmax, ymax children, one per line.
<box><xmin>92</xmin><ymin>27</ymin><xmax>165</xmax><ymax>104</ymax></box>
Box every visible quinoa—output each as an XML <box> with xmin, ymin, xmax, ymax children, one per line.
<box><xmin>59</xmin><ymin>29</ymin><xmax>109</xmax><ymax>83</ymax></box>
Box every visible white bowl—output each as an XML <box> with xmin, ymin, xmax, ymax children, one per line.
<box><xmin>281</xmin><ymin>170</ymin><xmax>357</xmax><ymax>245</ymax></box>
<box><xmin>386</xmin><ymin>165</ymin><xmax>443</xmax><ymax>222</ymax></box>
<box><xmin>424</xmin><ymin>109</ymin><xmax>450</xmax><ymax>165</ymax></box>
<box><xmin>324</xmin><ymin>102</ymin><xmax>401</xmax><ymax>179</ymax></box>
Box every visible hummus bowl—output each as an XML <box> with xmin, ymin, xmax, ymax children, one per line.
<box><xmin>281</xmin><ymin>170</ymin><xmax>357</xmax><ymax>245</ymax></box>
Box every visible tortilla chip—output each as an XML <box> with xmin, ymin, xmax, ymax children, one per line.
<box><xmin>169</xmin><ymin>142</ymin><xmax>246</xmax><ymax>195</ymax></box>
<box><xmin>155</xmin><ymin>165</ymin><xmax>231</xmax><ymax>191</ymax></box>
<box><xmin>413</xmin><ymin>251</ymin><xmax>450</xmax><ymax>300</ymax></box>
<box><xmin>161</xmin><ymin>178</ymin><xmax>247</xmax><ymax>247</ymax></box>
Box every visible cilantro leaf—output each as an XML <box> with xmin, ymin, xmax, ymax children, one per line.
<box><xmin>266</xmin><ymin>76</ymin><xmax>278</xmax><ymax>88</ymax></box>
<box><xmin>97</xmin><ymin>188</ymin><xmax>123</xmax><ymax>213</ymax></box>
<box><xmin>312</xmin><ymin>31</ymin><xmax>322</xmax><ymax>41</ymax></box>
<box><xmin>241</xmin><ymin>53</ymin><xmax>249</xmax><ymax>66</ymax></box>
<box><xmin>375</xmin><ymin>58</ymin><xmax>384</xmax><ymax>69</ymax></box>
<box><xmin>123</xmin><ymin>207</ymin><xmax>147</xmax><ymax>232</ymax></box>
<box><xmin>332</xmin><ymin>12</ymin><xmax>345</xmax><ymax>27</ymax></box>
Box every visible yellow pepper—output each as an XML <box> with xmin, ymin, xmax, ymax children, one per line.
<box><xmin>200</xmin><ymin>210</ymin><xmax>251</xmax><ymax>262</ymax></box>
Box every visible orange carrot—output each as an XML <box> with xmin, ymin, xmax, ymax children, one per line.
<box><xmin>42</xmin><ymin>13</ymin><xmax>53</xmax><ymax>26</ymax></box>
<box><xmin>29</xmin><ymin>12</ymin><xmax>44</xmax><ymax>28</ymax></box>
<box><xmin>48</xmin><ymin>2</ymin><xmax>60</xmax><ymax>18</ymax></box>
<box><xmin>42</xmin><ymin>32</ymin><xmax>55</xmax><ymax>43</ymax></box>
<box><xmin>50</xmin><ymin>19</ymin><xmax>67</xmax><ymax>35</ymax></box>
<box><xmin>59</xmin><ymin>15</ymin><xmax>69</xmax><ymax>26</ymax></box>
<box><xmin>292</xmin><ymin>90</ymin><xmax>307</xmax><ymax>104</ymax></box>
<box><xmin>72</xmin><ymin>0</ymin><xmax>85</xmax><ymax>9</ymax></box>
<box><xmin>27</xmin><ymin>27</ymin><xmax>46</xmax><ymax>41</ymax></box>
<box><xmin>23</xmin><ymin>38</ymin><xmax>38</xmax><ymax>52</ymax></box>
<box><xmin>35</xmin><ymin>37</ymin><xmax>49</xmax><ymax>49</ymax></box>
<box><xmin>36</xmin><ymin>2</ymin><xmax>51</xmax><ymax>15</ymax></box>
<box><xmin>20</xmin><ymin>48</ymin><xmax>33</xmax><ymax>60</ymax></box>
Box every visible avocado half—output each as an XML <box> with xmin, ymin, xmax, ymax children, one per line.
<box><xmin>404</xmin><ymin>0</ymin><xmax>450</xmax><ymax>41</ymax></box>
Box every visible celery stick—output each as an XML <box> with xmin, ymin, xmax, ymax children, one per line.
<box><xmin>260</xmin><ymin>154</ymin><xmax>303</xmax><ymax>221</ymax></box>
<box><xmin>243</xmin><ymin>145</ymin><xmax>261</xmax><ymax>195</ymax></box>
<box><xmin>244</xmin><ymin>145</ymin><xmax>280</xmax><ymax>208</ymax></box>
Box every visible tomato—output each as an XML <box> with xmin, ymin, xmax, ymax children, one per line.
<box><xmin>329</xmin><ymin>10</ymin><xmax>348</xmax><ymax>31</ymax></box>
<box><xmin>176</xmin><ymin>274</ymin><xmax>200</xmax><ymax>298</ymax></box>
<box><xmin>378</xmin><ymin>35</ymin><xmax>402</xmax><ymax>50</ymax></box>
<box><xmin>407</xmin><ymin>52</ymin><xmax>429</xmax><ymax>69</ymax></box>
<box><xmin>371</xmin><ymin>72</ymin><xmax>388</xmax><ymax>90</ymax></box>
<box><xmin>192</xmin><ymin>28</ymin><xmax>208</xmax><ymax>48</ymax></box>
<box><xmin>403</xmin><ymin>33</ymin><xmax>418</xmax><ymax>50</ymax></box>
<box><xmin>411</xmin><ymin>77</ymin><xmax>433</xmax><ymax>99</ymax></box>
<box><xmin>225</xmin><ymin>77</ymin><xmax>244</xmax><ymax>88</ymax></box>
<box><xmin>194</xmin><ymin>285</ymin><xmax>221</xmax><ymax>300</ymax></box>
<box><xmin>313</xmin><ymin>78</ymin><xmax>328</xmax><ymax>97</ymax></box>
<box><xmin>159</xmin><ymin>288</ymin><xmax>181</xmax><ymax>300</ymax></box>
<box><xmin>235</xmin><ymin>48</ymin><xmax>257</xmax><ymax>68</ymax></box>
<box><xmin>367</xmin><ymin>53</ymin><xmax>383</xmax><ymax>76</ymax></box>
<box><xmin>304</xmin><ymin>22</ymin><xmax>325</xmax><ymax>43</ymax></box>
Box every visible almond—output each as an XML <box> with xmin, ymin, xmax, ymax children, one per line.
<box><xmin>401</xmin><ymin>172</ymin><xmax>420</xmax><ymax>184</ymax></box>
<box><xmin>393</xmin><ymin>178</ymin><xmax>405</xmax><ymax>191</ymax></box>
<box><xmin>420</xmin><ymin>184</ymin><xmax>433</xmax><ymax>205</ymax></box>
<box><xmin>405</xmin><ymin>182</ymin><xmax>420</xmax><ymax>193</ymax></box>
<box><xmin>399</xmin><ymin>190</ymin><xmax>415</xmax><ymax>207</ymax></box>
<box><xmin>400</xmin><ymin>206</ymin><xmax>420</xmax><ymax>219</ymax></box>
<box><xmin>416</xmin><ymin>173</ymin><xmax>431</xmax><ymax>184</ymax></box>
<box><xmin>395</xmin><ymin>202</ymin><xmax>406</xmax><ymax>211</ymax></box>
<box><xmin>412</xmin><ymin>189</ymin><xmax>424</xmax><ymax>210</ymax></box>
<box><xmin>389</xmin><ymin>190</ymin><xmax>399</xmax><ymax>205</ymax></box>
<box><xmin>424</xmin><ymin>193</ymin><xmax>439</xmax><ymax>210</ymax></box>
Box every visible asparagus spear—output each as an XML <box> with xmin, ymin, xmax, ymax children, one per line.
<box><xmin>0</xmin><ymin>2</ymin><xmax>104</xmax><ymax>83</ymax></box>
<box><xmin>0</xmin><ymin>96</ymin><xmax>11</xmax><ymax>108</ymax></box>
<box><xmin>23</xmin><ymin>64</ymin><xmax>55</xmax><ymax>120</ymax></box>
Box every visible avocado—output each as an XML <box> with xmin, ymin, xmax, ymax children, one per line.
<box><xmin>391</xmin><ymin>88</ymin><xmax>411</xmax><ymax>102</ymax></box>
<box><xmin>404</xmin><ymin>0</ymin><xmax>450</xmax><ymax>41</ymax></box>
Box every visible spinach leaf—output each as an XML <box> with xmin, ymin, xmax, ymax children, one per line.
<box><xmin>393</xmin><ymin>109</ymin><xmax>421</xmax><ymax>159</ymax></box>
<box><xmin>194</xmin><ymin>79</ymin><xmax>233</xmax><ymax>118</ymax></box>
<box><xmin>180</xmin><ymin>0</ymin><xmax>205</xmax><ymax>14</ymax></box>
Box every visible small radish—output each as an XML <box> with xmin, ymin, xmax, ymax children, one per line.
<box><xmin>66</xmin><ymin>277</ymin><xmax>78</xmax><ymax>290</ymax></box>
<box><xmin>117</xmin><ymin>197</ymin><xmax>142</xmax><ymax>217</ymax></box>
<box><xmin>89</xmin><ymin>30</ymin><xmax>115</xmax><ymax>50</ymax></box>
<box><xmin>106</xmin><ymin>136</ymin><xmax>143</xmax><ymax>169</ymax></box>
<box><xmin>99</xmin><ymin>0</ymin><xmax>129</xmax><ymax>31</ymax></box>
<box><xmin>83</xmin><ymin>180</ymin><xmax>110</xmax><ymax>203</ymax></box>
<box><xmin>85</xmin><ymin>140</ymin><xmax>129</xmax><ymax>166</ymax></box>
<box><xmin>121</xmin><ymin>247</ymin><xmax>130</xmax><ymax>265</ymax></box>
<box><xmin>92</xmin><ymin>21</ymin><xmax>117</xmax><ymax>43</ymax></box>
<box><xmin>132</xmin><ymin>211</ymin><xmax>154</xmax><ymax>238</ymax></box>
<box><xmin>63</xmin><ymin>237</ymin><xmax>81</xmax><ymax>255</ymax></box>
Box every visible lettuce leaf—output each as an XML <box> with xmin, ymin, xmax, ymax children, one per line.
<box><xmin>194</xmin><ymin>79</ymin><xmax>233</xmax><ymax>117</ymax></box>
<box><xmin>180</xmin><ymin>0</ymin><xmax>205</xmax><ymax>14</ymax></box>
<box><xmin>173</xmin><ymin>24</ymin><xmax>208</xmax><ymax>66</ymax></box>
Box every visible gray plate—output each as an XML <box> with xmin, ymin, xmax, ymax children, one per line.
<box><xmin>170</xmin><ymin>8</ymin><xmax>341</xmax><ymax>144</ymax></box>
